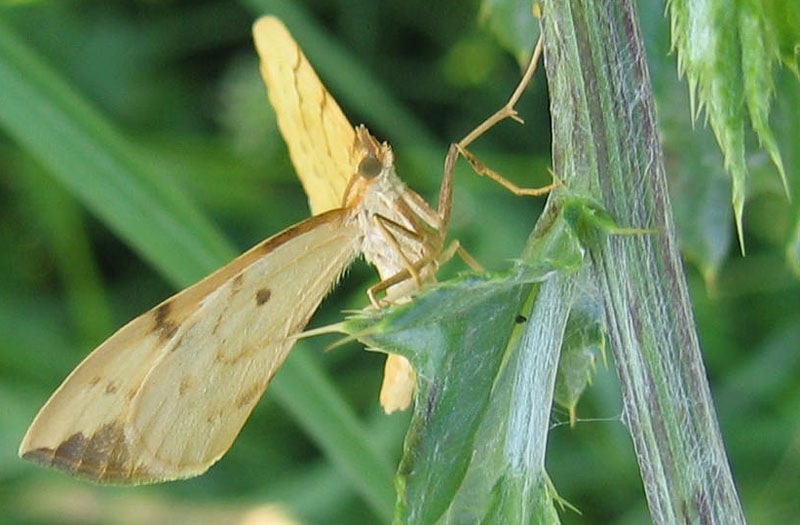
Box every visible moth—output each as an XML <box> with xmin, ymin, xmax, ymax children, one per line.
<box><xmin>19</xmin><ymin>16</ymin><xmax>551</xmax><ymax>484</ymax></box>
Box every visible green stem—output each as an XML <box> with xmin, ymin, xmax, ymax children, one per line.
<box><xmin>540</xmin><ymin>1</ymin><xmax>746</xmax><ymax>522</ymax></box>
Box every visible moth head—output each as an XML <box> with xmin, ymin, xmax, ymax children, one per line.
<box><xmin>354</xmin><ymin>125</ymin><xmax>393</xmax><ymax>175</ymax></box>
<box><xmin>344</xmin><ymin>125</ymin><xmax>395</xmax><ymax>207</ymax></box>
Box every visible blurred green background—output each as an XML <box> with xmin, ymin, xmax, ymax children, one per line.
<box><xmin>0</xmin><ymin>1</ymin><xmax>797</xmax><ymax>524</ymax></box>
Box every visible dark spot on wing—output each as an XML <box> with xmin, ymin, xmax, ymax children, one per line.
<box><xmin>46</xmin><ymin>433</ymin><xmax>87</xmax><ymax>474</ymax></box>
<box><xmin>153</xmin><ymin>302</ymin><xmax>179</xmax><ymax>341</ymax></box>
<box><xmin>515</xmin><ymin>314</ymin><xmax>528</xmax><ymax>324</ymax></box>
<box><xmin>255</xmin><ymin>288</ymin><xmax>271</xmax><ymax>306</ymax></box>
<box><xmin>236</xmin><ymin>382</ymin><xmax>265</xmax><ymax>409</ymax></box>
<box><xmin>155</xmin><ymin>302</ymin><xmax>170</xmax><ymax>324</ymax></box>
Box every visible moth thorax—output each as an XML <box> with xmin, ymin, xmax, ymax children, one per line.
<box><xmin>360</xmin><ymin>191</ymin><xmax>436</xmax><ymax>299</ymax></box>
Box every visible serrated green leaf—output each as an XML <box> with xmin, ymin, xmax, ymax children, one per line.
<box><xmin>667</xmin><ymin>0</ymin><xmax>797</xmax><ymax>250</ymax></box>
<box><xmin>740</xmin><ymin>0</ymin><xmax>788</xmax><ymax>195</ymax></box>
<box><xmin>439</xmin><ymin>199</ymin><xmax>613</xmax><ymax>524</ymax></box>
<box><xmin>643</xmin><ymin>3</ymin><xmax>734</xmax><ymax>285</ymax></box>
<box><xmin>344</xmin><ymin>260</ymin><xmax>579</xmax><ymax>524</ymax></box>
<box><xmin>345</xmin><ymin>272</ymin><xmax>532</xmax><ymax>525</ymax></box>
<box><xmin>553</xmin><ymin>292</ymin><xmax>605</xmax><ymax>426</ymax></box>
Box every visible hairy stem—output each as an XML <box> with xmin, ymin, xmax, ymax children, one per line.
<box><xmin>539</xmin><ymin>1</ymin><xmax>745</xmax><ymax>522</ymax></box>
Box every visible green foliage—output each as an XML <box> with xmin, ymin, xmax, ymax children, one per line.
<box><xmin>777</xmin><ymin>70</ymin><xmax>800</xmax><ymax>276</ymax></box>
<box><xmin>345</xmin><ymin>272</ymin><xmax>532</xmax><ymax>524</ymax></box>
<box><xmin>553</xmin><ymin>293</ymin><xmax>605</xmax><ymax>426</ymax></box>
<box><xmin>667</xmin><ymin>0</ymin><xmax>800</xmax><ymax>248</ymax></box>
<box><xmin>0</xmin><ymin>16</ymin><xmax>233</xmax><ymax>287</ymax></box>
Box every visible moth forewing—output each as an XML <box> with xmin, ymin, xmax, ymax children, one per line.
<box><xmin>20</xmin><ymin>210</ymin><xmax>360</xmax><ymax>484</ymax></box>
<box><xmin>253</xmin><ymin>16</ymin><xmax>356</xmax><ymax>215</ymax></box>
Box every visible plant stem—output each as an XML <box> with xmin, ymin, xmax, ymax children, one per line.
<box><xmin>539</xmin><ymin>1</ymin><xmax>746</xmax><ymax>522</ymax></box>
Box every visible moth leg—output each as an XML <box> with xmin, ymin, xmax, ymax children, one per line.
<box><xmin>367</xmin><ymin>264</ymin><xmax>423</xmax><ymax>308</ymax></box>
<box><xmin>366</xmin><ymin>255</ymin><xmax>437</xmax><ymax>308</ymax></box>
<box><xmin>457</xmin><ymin>34</ymin><xmax>544</xmax><ymax>151</ymax></box>
<box><xmin>367</xmin><ymin>238</ymin><xmax>485</xmax><ymax>308</ymax></box>
<box><xmin>374</xmin><ymin>212</ymin><xmax>432</xmax><ymax>246</ymax></box>
<box><xmin>373</xmin><ymin>214</ymin><xmax>422</xmax><ymax>285</ymax></box>
<box><xmin>456</xmin><ymin>145</ymin><xmax>559</xmax><ymax>197</ymax></box>
<box><xmin>438</xmin><ymin>34</ymin><xmax>553</xmax><ymax>231</ymax></box>
<box><xmin>443</xmin><ymin>240</ymin><xmax>485</xmax><ymax>273</ymax></box>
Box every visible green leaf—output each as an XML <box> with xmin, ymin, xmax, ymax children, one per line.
<box><xmin>0</xmin><ymin>16</ymin><xmax>231</xmax><ymax>287</ymax></box>
<box><xmin>441</xmin><ymin>199</ymin><xmax>611</xmax><ymax>524</ymax></box>
<box><xmin>344</xmin><ymin>271</ymin><xmax>532</xmax><ymax>525</ymax></box>
<box><xmin>454</xmin><ymin>269</ymin><xmax>578</xmax><ymax>525</ymax></box>
<box><xmin>16</xmin><ymin>159</ymin><xmax>114</xmax><ymax>347</ymax></box>
<box><xmin>553</xmin><ymin>291</ymin><xmax>605</xmax><ymax>426</ymax></box>
<box><xmin>740</xmin><ymin>0</ymin><xmax>788</xmax><ymax>195</ymax></box>
<box><xmin>667</xmin><ymin>0</ymin><xmax>799</xmax><ymax>249</ymax></box>
<box><xmin>340</xmin><ymin>194</ymin><xmax>597</xmax><ymax>523</ymax></box>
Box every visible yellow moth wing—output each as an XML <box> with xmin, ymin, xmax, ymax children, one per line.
<box><xmin>128</xmin><ymin>213</ymin><xmax>359</xmax><ymax>479</ymax></box>
<box><xmin>19</xmin><ymin>210</ymin><xmax>359</xmax><ymax>483</ymax></box>
<box><xmin>254</xmin><ymin>16</ymin><xmax>356</xmax><ymax>215</ymax></box>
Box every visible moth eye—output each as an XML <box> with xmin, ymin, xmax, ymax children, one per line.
<box><xmin>357</xmin><ymin>156</ymin><xmax>382</xmax><ymax>179</ymax></box>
